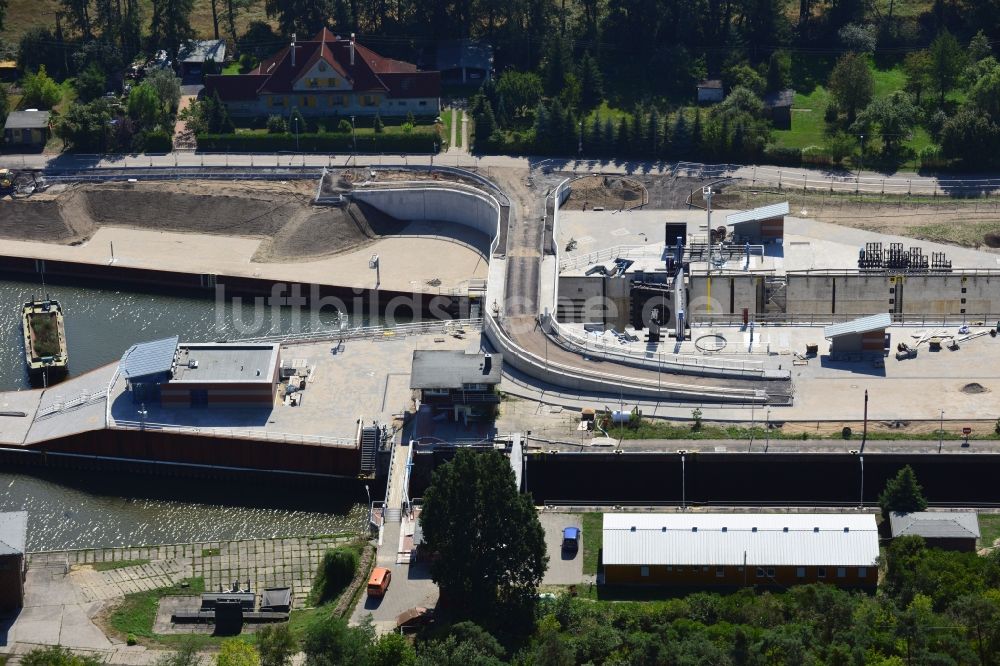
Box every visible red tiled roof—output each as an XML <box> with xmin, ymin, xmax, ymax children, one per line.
<box><xmin>209</xmin><ymin>29</ymin><xmax>439</xmax><ymax>103</ymax></box>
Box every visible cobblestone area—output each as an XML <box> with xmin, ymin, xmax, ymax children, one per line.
<box><xmin>41</xmin><ymin>534</ymin><xmax>357</xmax><ymax>609</ymax></box>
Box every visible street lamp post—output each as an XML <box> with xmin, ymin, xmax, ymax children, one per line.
<box><xmin>939</xmin><ymin>410</ymin><xmax>945</xmax><ymax>453</ymax></box>
<box><xmin>765</xmin><ymin>409</ymin><xmax>771</xmax><ymax>452</ymax></box>
<box><xmin>364</xmin><ymin>483</ymin><xmax>372</xmax><ymax>532</ymax></box>
<box><xmin>350</xmin><ymin>115</ymin><xmax>357</xmax><ymax>164</ymax></box>
<box><xmin>578</xmin><ymin>121</ymin><xmax>583</xmax><ymax>157</ymax></box>
<box><xmin>293</xmin><ymin>113</ymin><xmax>300</xmax><ymax>153</ymax></box>
<box><xmin>859</xmin><ymin>454</ymin><xmax>864</xmax><ymax>509</ymax></box>
<box><xmin>679</xmin><ymin>451</ymin><xmax>687</xmax><ymax>509</ymax></box>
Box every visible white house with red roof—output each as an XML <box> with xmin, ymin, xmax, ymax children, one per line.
<box><xmin>204</xmin><ymin>29</ymin><xmax>441</xmax><ymax>118</ymax></box>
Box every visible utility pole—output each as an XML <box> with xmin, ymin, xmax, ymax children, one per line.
<box><xmin>351</xmin><ymin>115</ymin><xmax>357</xmax><ymax>164</ymax></box>
<box><xmin>765</xmin><ymin>409</ymin><xmax>771</xmax><ymax>452</ymax></box>
<box><xmin>679</xmin><ymin>450</ymin><xmax>687</xmax><ymax>509</ymax></box>
<box><xmin>861</xmin><ymin>389</ymin><xmax>868</xmax><ymax>452</ymax></box>
<box><xmin>939</xmin><ymin>410</ymin><xmax>944</xmax><ymax>453</ymax></box>
<box><xmin>859</xmin><ymin>454</ymin><xmax>864</xmax><ymax>509</ymax></box>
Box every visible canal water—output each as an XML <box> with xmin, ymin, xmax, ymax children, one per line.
<box><xmin>0</xmin><ymin>277</ymin><xmax>374</xmax><ymax>551</ymax></box>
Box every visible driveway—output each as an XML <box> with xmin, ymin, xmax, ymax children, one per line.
<box><xmin>539</xmin><ymin>513</ymin><xmax>589</xmax><ymax>585</ymax></box>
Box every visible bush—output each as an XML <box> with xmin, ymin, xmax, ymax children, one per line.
<box><xmin>21</xmin><ymin>65</ymin><xmax>62</xmax><ymax>109</ymax></box>
<box><xmin>824</xmin><ymin>103</ymin><xmax>838</xmax><ymax>124</ymax></box>
<box><xmin>919</xmin><ymin>145</ymin><xmax>947</xmax><ymax>169</ymax></box>
<box><xmin>22</xmin><ymin>646</ymin><xmax>102</xmax><ymax>666</ymax></box>
<box><xmin>309</xmin><ymin>546</ymin><xmax>359</xmax><ymax>605</ymax></box>
<box><xmin>238</xmin><ymin>53</ymin><xmax>256</xmax><ymax>73</ymax></box>
<box><xmin>266</xmin><ymin>114</ymin><xmax>287</xmax><ymax>134</ymax></box>
<box><xmin>374</xmin><ymin>113</ymin><xmax>384</xmax><ymax>134</ymax></box>
<box><xmin>139</xmin><ymin>129</ymin><xmax>173</xmax><ymax>153</ymax></box>
<box><xmin>801</xmin><ymin>145</ymin><xmax>833</xmax><ymax>166</ymax></box>
<box><xmin>762</xmin><ymin>145</ymin><xmax>801</xmax><ymax>166</ymax></box>
<box><xmin>126</xmin><ymin>633</ymin><xmax>138</xmax><ymax>646</ymax></box>
<box><xmin>842</xmin><ymin>426</ymin><xmax>852</xmax><ymax>439</ymax></box>
<box><xmin>338</xmin><ymin>118</ymin><xmax>353</xmax><ymax>133</ymax></box>
<box><xmin>196</xmin><ymin>129</ymin><xmax>441</xmax><ymax>153</ymax></box>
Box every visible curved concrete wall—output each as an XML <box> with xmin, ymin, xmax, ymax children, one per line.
<box><xmin>352</xmin><ymin>186</ymin><xmax>500</xmax><ymax>240</ymax></box>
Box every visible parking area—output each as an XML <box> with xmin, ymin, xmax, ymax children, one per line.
<box><xmin>538</xmin><ymin>513</ymin><xmax>589</xmax><ymax>585</ymax></box>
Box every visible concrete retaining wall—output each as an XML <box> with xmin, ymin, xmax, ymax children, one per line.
<box><xmin>352</xmin><ymin>186</ymin><xmax>500</xmax><ymax>240</ymax></box>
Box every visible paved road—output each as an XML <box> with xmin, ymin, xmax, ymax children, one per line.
<box><xmin>3</xmin><ymin>152</ymin><xmax>999</xmax><ymax>195</ymax></box>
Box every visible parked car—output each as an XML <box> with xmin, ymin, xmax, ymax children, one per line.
<box><xmin>367</xmin><ymin>566</ymin><xmax>392</xmax><ymax>597</ymax></box>
<box><xmin>562</xmin><ymin>527</ymin><xmax>580</xmax><ymax>553</ymax></box>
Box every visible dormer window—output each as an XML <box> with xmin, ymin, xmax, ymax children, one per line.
<box><xmin>319</xmin><ymin>62</ymin><xmax>327</xmax><ymax>72</ymax></box>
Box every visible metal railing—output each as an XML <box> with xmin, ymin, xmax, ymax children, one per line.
<box><xmin>35</xmin><ymin>391</ymin><xmax>107</xmax><ymax>419</ymax></box>
<box><xmin>691</xmin><ymin>312</ymin><xmax>1000</xmax><ymax>327</ymax></box>
<box><xmin>558</xmin><ymin>245</ymin><xmax>661</xmax><ymax>272</ymax></box>
<box><xmin>546</xmin><ymin>317</ymin><xmax>767</xmax><ymax>375</ymax></box>
<box><xmin>110</xmin><ymin>420</ymin><xmax>357</xmax><ymax>446</ymax></box>
<box><xmin>233</xmin><ymin>318</ymin><xmax>483</xmax><ymax>345</ymax></box>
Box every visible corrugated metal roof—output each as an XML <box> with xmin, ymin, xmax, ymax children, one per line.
<box><xmin>120</xmin><ymin>336</ymin><xmax>179</xmax><ymax>380</ymax></box>
<box><xmin>889</xmin><ymin>512</ymin><xmax>980</xmax><ymax>539</ymax></box>
<box><xmin>4</xmin><ymin>110</ymin><xmax>50</xmax><ymax>130</ymax></box>
<box><xmin>725</xmin><ymin>201</ymin><xmax>790</xmax><ymax>226</ymax></box>
<box><xmin>0</xmin><ymin>511</ymin><xmax>27</xmax><ymax>556</ymax></box>
<box><xmin>823</xmin><ymin>313</ymin><xmax>892</xmax><ymax>339</ymax></box>
<box><xmin>602</xmin><ymin>513</ymin><xmax>879</xmax><ymax>567</ymax></box>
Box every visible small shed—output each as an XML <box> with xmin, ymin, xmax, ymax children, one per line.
<box><xmin>764</xmin><ymin>89</ymin><xmax>795</xmax><ymax>130</ymax></box>
<box><xmin>890</xmin><ymin>512</ymin><xmax>980</xmax><ymax>552</ymax></box>
<box><xmin>824</xmin><ymin>313</ymin><xmax>892</xmax><ymax>354</ymax></box>
<box><xmin>436</xmin><ymin>40</ymin><xmax>493</xmax><ymax>85</ymax></box>
<box><xmin>3</xmin><ymin>111</ymin><xmax>51</xmax><ymax>151</ymax></box>
<box><xmin>178</xmin><ymin>40</ymin><xmax>227</xmax><ymax>75</ymax></box>
<box><xmin>725</xmin><ymin>201</ymin><xmax>789</xmax><ymax>243</ymax></box>
<box><xmin>697</xmin><ymin>79</ymin><xmax>724</xmax><ymax>104</ymax></box>
<box><xmin>0</xmin><ymin>511</ymin><xmax>28</xmax><ymax>611</ymax></box>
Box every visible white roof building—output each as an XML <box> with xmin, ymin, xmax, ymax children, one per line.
<box><xmin>603</xmin><ymin>513</ymin><xmax>879</xmax><ymax>567</ymax></box>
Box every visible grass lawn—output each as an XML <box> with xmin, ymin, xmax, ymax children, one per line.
<box><xmin>107</xmin><ymin>577</ymin><xmax>204</xmax><ymax>640</ymax></box>
<box><xmin>441</xmin><ymin>108</ymin><xmax>453</xmax><ymax>148</ymax></box>
<box><xmin>92</xmin><ymin>558</ymin><xmax>151</xmax><ymax>572</ymax></box>
<box><xmin>584</xmin><ymin>100</ymin><xmax>632</xmax><ymax>126</ymax></box>
<box><xmin>581</xmin><ymin>512</ymin><xmax>603</xmax><ymax>576</ymax></box>
<box><xmin>980</xmin><ymin>515</ymin><xmax>1000</xmax><ymax>549</ymax></box>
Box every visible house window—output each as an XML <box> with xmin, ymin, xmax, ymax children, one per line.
<box><xmin>423</xmin><ymin>389</ymin><xmax>448</xmax><ymax>397</ymax></box>
<box><xmin>362</xmin><ymin>95</ymin><xmax>379</xmax><ymax>107</ymax></box>
<box><xmin>767</xmin><ymin>568</ymin><xmax>775</xmax><ymax>577</ymax></box>
<box><xmin>961</xmin><ymin>298</ymin><xmax>967</xmax><ymax>304</ymax></box>
<box><xmin>755</xmin><ymin>567</ymin><xmax>764</xmax><ymax>578</ymax></box>
<box><xmin>308</xmin><ymin>78</ymin><xmax>318</xmax><ymax>88</ymax></box>
<box><xmin>961</xmin><ymin>287</ymin><xmax>967</xmax><ymax>294</ymax></box>
<box><xmin>858</xmin><ymin>567</ymin><xmax>868</xmax><ymax>578</ymax></box>
<box><xmin>270</xmin><ymin>96</ymin><xmax>285</xmax><ymax>108</ymax></box>
<box><xmin>463</xmin><ymin>383</ymin><xmax>488</xmax><ymax>391</ymax></box>
<box><xmin>319</xmin><ymin>62</ymin><xmax>327</xmax><ymax>72</ymax></box>
<box><xmin>640</xmin><ymin>566</ymin><xmax>649</xmax><ymax>577</ymax></box>
<box><xmin>715</xmin><ymin>566</ymin><xmax>724</xmax><ymax>578</ymax></box>
<box><xmin>796</xmin><ymin>567</ymin><xmax>805</xmax><ymax>578</ymax></box>
<box><xmin>419</xmin><ymin>100</ymin><xmax>428</xmax><ymax>106</ymax></box>
<box><xmin>817</xmin><ymin>567</ymin><xmax>826</xmax><ymax>578</ymax></box>
<box><xmin>837</xmin><ymin>567</ymin><xmax>846</xmax><ymax>578</ymax></box>
<box><xmin>328</xmin><ymin>78</ymin><xmax>338</xmax><ymax>87</ymax></box>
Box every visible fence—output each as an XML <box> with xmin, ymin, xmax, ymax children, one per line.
<box><xmin>34</xmin><ymin>391</ymin><xmax>107</xmax><ymax>419</ymax></box>
<box><xmin>545</xmin><ymin>317</ymin><xmax>768</xmax><ymax>376</ymax></box>
<box><xmin>110</xmin><ymin>420</ymin><xmax>357</xmax><ymax>446</ymax></box>
<box><xmin>233</xmin><ymin>318</ymin><xmax>483</xmax><ymax>345</ymax></box>
<box><xmin>691</xmin><ymin>312</ymin><xmax>1000</xmax><ymax>327</ymax></box>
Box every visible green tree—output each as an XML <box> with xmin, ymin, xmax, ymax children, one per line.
<box><xmin>303</xmin><ymin>613</ymin><xmax>373</xmax><ymax>666</ymax></box>
<box><xmin>929</xmin><ymin>30</ymin><xmax>967</xmax><ymax>106</ymax></box>
<box><xmin>969</xmin><ymin>59</ymin><xmax>1000</xmax><ymax>118</ymax></box>
<box><xmin>941</xmin><ymin>108</ymin><xmax>1000</xmax><ymax>166</ymax></box>
<box><xmin>852</xmin><ymin>91</ymin><xmax>917</xmax><ymax>154</ymax></box>
<box><xmin>950</xmin><ymin>592</ymin><xmax>1000</xmax><ymax>666</ymax></box>
<box><xmin>766</xmin><ymin>50</ymin><xmax>791</xmax><ymax>92</ymax></box>
<box><xmin>150</xmin><ymin>0</ymin><xmax>195</xmax><ymax>65</ymax></box>
<box><xmin>495</xmin><ymin>71</ymin><xmax>542</xmax><ymax>120</ymax></box>
<box><xmin>970</xmin><ymin>30</ymin><xmax>993</xmax><ymax>63</ymax></box>
<box><xmin>828</xmin><ymin>52</ymin><xmax>874</xmax><ymax>123</ymax></box>
<box><xmin>838</xmin><ymin>23</ymin><xmax>876</xmax><ymax>53</ymax></box>
<box><xmin>309</xmin><ymin>546</ymin><xmax>358</xmax><ymax>605</ymax></box>
<box><xmin>75</xmin><ymin>63</ymin><xmax>107</xmax><ymax>103</ymax></box>
<box><xmin>370</xmin><ymin>631</ymin><xmax>417</xmax><ymax>666</ymax></box>
<box><xmin>420</xmin><ymin>448</ymin><xmax>548</xmax><ymax>623</ymax></box>
<box><xmin>256</xmin><ymin>625</ymin><xmax>295</xmax><ymax>666</ymax></box>
<box><xmin>263</xmin><ymin>0</ymin><xmax>329</xmax><ymax>36</ymax></box>
<box><xmin>878</xmin><ymin>465</ymin><xmax>928</xmax><ymax>518</ymax></box>
<box><xmin>217</xmin><ymin>639</ymin><xmax>260</xmax><ymax>666</ymax></box>
<box><xmin>0</xmin><ymin>0</ymin><xmax>6</xmax><ymax>31</ymax></box>
<box><xmin>22</xmin><ymin>66</ymin><xmax>63</xmax><ymax>110</ymax></box>
<box><xmin>22</xmin><ymin>646</ymin><xmax>103</xmax><ymax>666</ymax></box>
<box><xmin>578</xmin><ymin>53</ymin><xmax>604</xmax><ymax>109</ymax></box>
<box><xmin>903</xmin><ymin>51</ymin><xmax>933</xmax><ymax>106</ymax></box>
<box><xmin>723</xmin><ymin>63</ymin><xmax>765</xmax><ymax>97</ymax></box>
<box><xmin>145</xmin><ymin>69</ymin><xmax>182</xmax><ymax>115</ymax></box>
<box><xmin>373</xmin><ymin>113</ymin><xmax>384</xmax><ymax>134</ymax></box>
<box><xmin>128</xmin><ymin>83</ymin><xmax>163</xmax><ymax>128</ymax></box>
<box><xmin>56</xmin><ymin>99</ymin><xmax>115</xmax><ymax>151</ymax></box>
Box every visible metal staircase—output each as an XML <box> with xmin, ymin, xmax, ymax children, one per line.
<box><xmin>359</xmin><ymin>425</ymin><xmax>379</xmax><ymax>475</ymax></box>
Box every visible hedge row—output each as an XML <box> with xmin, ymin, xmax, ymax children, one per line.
<box><xmin>196</xmin><ymin>129</ymin><xmax>441</xmax><ymax>153</ymax></box>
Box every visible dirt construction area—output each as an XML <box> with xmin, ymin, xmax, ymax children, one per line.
<box><xmin>0</xmin><ymin>180</ymin><xmax>408</xmax><ymax>262</ymax></box>
<box><xmin>562</xmin><ymin>175</ymin><xmax>646</xmax><ymax>210</ymax></box>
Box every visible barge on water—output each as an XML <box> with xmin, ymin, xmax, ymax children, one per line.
<box><xmin>21</xmin><ymin>296</ymin><xmax>68</xmax><ymax>384</ymax></box>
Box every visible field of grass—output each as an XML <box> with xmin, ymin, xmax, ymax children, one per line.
<box><xmin>610</xmin><ymin>419</ymin><xmax>998</xmax><ymax>442</ymax></box>
<box><xmin>107</xmin><ymin>577</ymin><xmax>204</xmax><ymax>640</ymax></box>
<box><xmin>980</xmin><ymin>515</ymin><xmax>1000</xmax><ymax>549</ymax></box>
<box><xmin>580</xmin><ymin>512</ymin><xmax>603</xmax><ymax>576</ymax></box>
<box><xmin>92</xmin><ymin>558</ymin><xmax>151</xmax><ymax>572</ymax></box>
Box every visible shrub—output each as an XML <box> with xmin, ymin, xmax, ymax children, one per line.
<box><xmin>994</xmin><ymin>417</ymin><xmax>999</xmax><ymax>435</ymax></box>
<box><xmin>374</xmin><ymin>113</ymin><xmax>384</xmax><ymax>134</ymax></box>
<box><xmin>139</xmin><ymin>129</ymin><xmax>173</xmax><ymax>153</ymax></box>
<box><xmin>266</xmin><ymin>114</ymin><xmax>287</xmax><ymax>134</ymax></box>
<box><xmin>762</xmin><ymin>145</ymin><xmax>801</xmax><ymax>166</ymax></box>
<box><xmin>824</xmin><ymin>103</ymin><xmax>838</xmax><ymax>124</ymax></box>
<box><xmin>801</xmin><ymin>145</ymin><xmax>833</xmax><ymax>166</ymax></box>
<box><xmin>691</xmin><ymin>408</ymin><xmax>703</xmax><ymax>431</ymax></box>
<box><xmin>238</xmin><ymin>53</ymin><xmax>256</xmax><ymax>73</ymax></box>
<box><xmin>338</xmin><ymin>118</ymin><xmax>353</xmax><ymax>133</ymax></box>
<box><xmin>309</xmin><ymin>546</ymin><xmax>359</xmax><ymax>605</ymax></box>
<box><xmin>919</xmin><ymin>145</ymin><xmax>947</xmax><ymax>169</ymax></box>
<box><xmin>22</xmin><ymin>646</ymin><xmax>102</xmax><ymax>666</ymax></box>
<box><xmin>197</xmin><ymin>129</ymin><xmax>440</xmax><ymax>153</ymax></box>
<box><xmin>21</xmin><ymin>65</ymin><xmax>62</xmax><ymax>109</ymax></box>
<box><xmin>842</xmin><ymin>426</ymin><xmax>852</xmax><ymax>439</ymax></box>
<box><xmin>126</xmin><ymin>633</ymin><xmax>138</xmax><ymax>646</ymax></box>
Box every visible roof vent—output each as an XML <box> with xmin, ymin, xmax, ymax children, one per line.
<box><xmin>813</xmin><ymin>527</ymin><xmax>820</xmax><ymax>533</ymax></box>
<box><xmin>691</xmin><ymin>527</ymin><xmax>697</xmax><ymax>532</ymax></box>
<box><xmin>783</xmin><ymin>527</ymin><xmax>788</xmax><ymax>532</ymax></box>
<box><xmin>751</xmin><ymin>527</ymin><xmax>757</xmax><ymax>533</ymax></box>
<box><xmin>630</xmin><ymin>526</ymin><xmax>636</xmax><ymax>532</ymax></box>
<box><xmin>256</xmin><ymin>369</ymin><xmax>261</xmax><ymax>376</ymax></box>
<box><xmin>483</xmin><ymin>353</ymin><xmax>492</xmax><ymax>374</ymax></box>
<box><xmin>188</xmin><ymin>359</ymin><xmax>198</xmax><ymax>369</ymax></box>
<box><xmin>661</xmin><ymin>526</ymin><xmax>667</xmax><ymax>532</ymax></box>
<box><xmin>721</xmin><ymin>527</ymin><xmax>727</xmax><ymax>532</ymax></box>
<box><xmin>844</xmin><ymin>527</ymin><xmax>850</xmax><ymax>532</ymax></box>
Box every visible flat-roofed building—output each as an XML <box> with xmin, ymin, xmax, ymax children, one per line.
<box><xmin>824</xmin><ymin>313</ymin><xmax>891</xmax><ymax>354</ymax></box>
<box><xmin>725</xmin><ymin>201</ymin><xmax>789</xmax><ymax>244</ymax></box>
<box><xmin>410</xmin><ymin>350</ymin><xmax>502</xmax><ymax>424</ymax></box>
<box><xmin>890</xmin><ymin>511</ymin><xmax>980</xmax><ymax>552</ymax></box>
<box><xmin>602</xmin><ymin>513</ymin><xmax>879</xmax><ymax>589</ymax></box>
<box><xmin>162</xmin><ymin>343</ymin><xmax>281</xmax><ymax>408</ymax></box>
